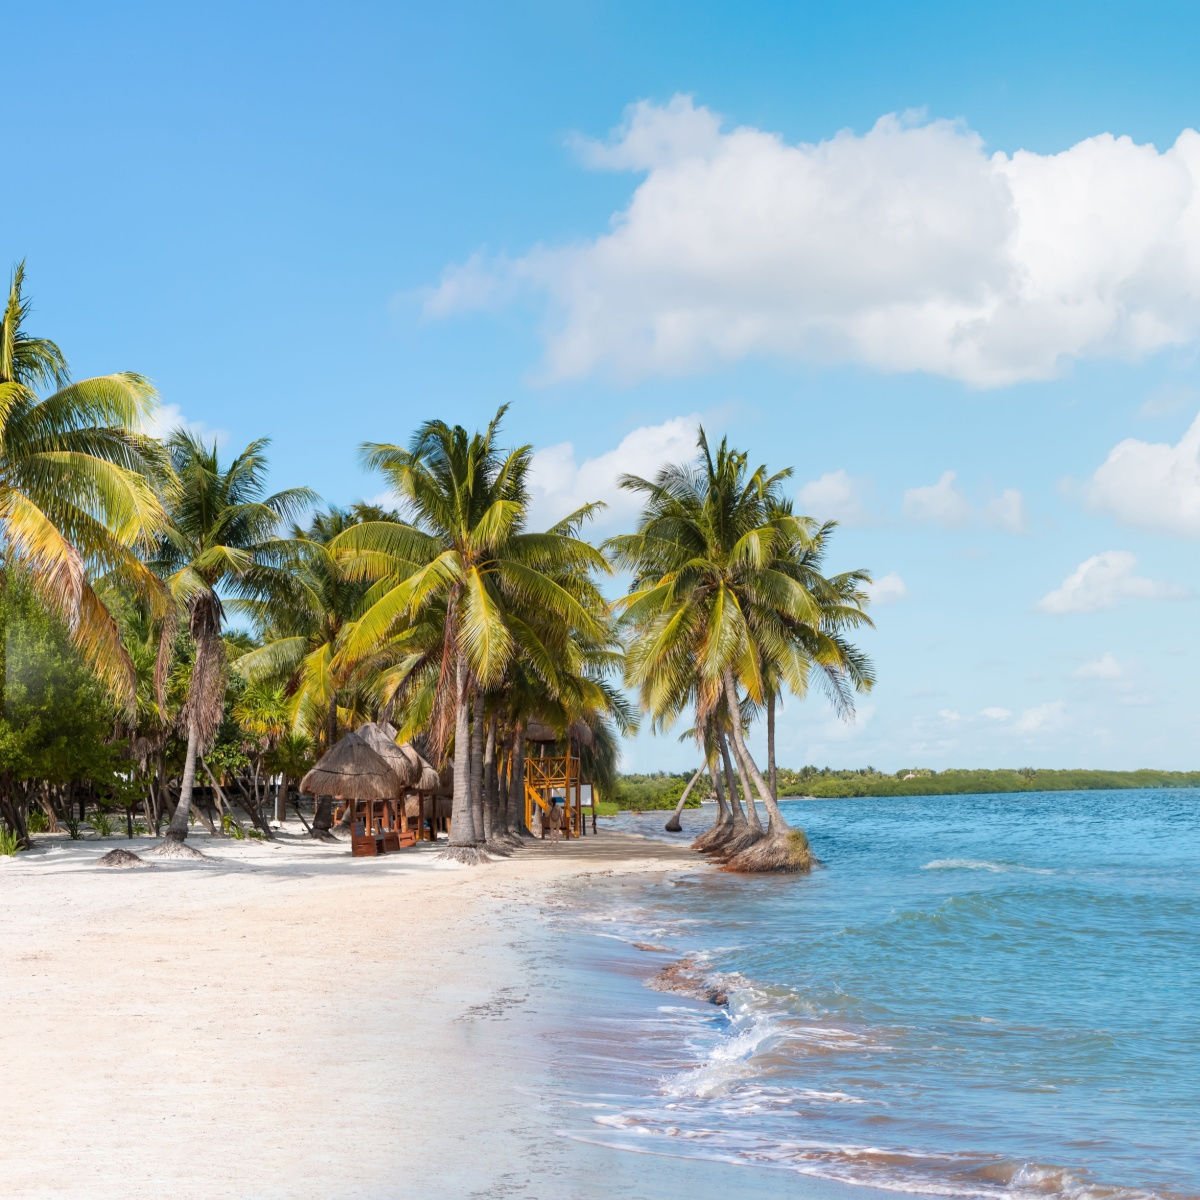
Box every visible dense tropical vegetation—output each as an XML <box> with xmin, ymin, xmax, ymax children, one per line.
<box><xmin>0</xmin><ymin>263</ymin><xmax>882</xmax><ymax>871</ymax></box>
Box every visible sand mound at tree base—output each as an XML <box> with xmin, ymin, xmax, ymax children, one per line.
<box><xmin>710</xmin><ymin>826</ymin><xmax>764</xmax><ymax>860</ymax></box>
<box><xmin>691</xmin><ymin>822</ymin><xmax>732</xmax><ymax>853</ymax></box>
<box><xmin>97</xmin><ymin>848</ymin><xmax>149</xmax><ymax>869</ymax></box>
<box><xmin>146</xmin><ymin>839</ymin><xmax>211</xmax><ymax>861</ymax></box>
<box><xmin>437</xmin><ymin>844</ymin><xmax>491</xmax><ymax>865</ymax></box>
<box><xmin>723</xmin><ymin>829</ymin><xmax>816</xmax><ymax>874</ymax></box>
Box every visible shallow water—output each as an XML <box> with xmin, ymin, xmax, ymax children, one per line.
<box><xmin>554</xmin><ymin>791</ymin><xmax>1200</xmax><ymax>1199</ymax></box>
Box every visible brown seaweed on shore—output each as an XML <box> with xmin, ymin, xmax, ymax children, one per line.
<box><xmin>648</xmin><ymin>957</ymin><xmax>728</xmax><ymax>1006</ymax></box>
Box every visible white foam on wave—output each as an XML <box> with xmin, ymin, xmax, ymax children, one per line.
<box><xmin>921</xmin><ymin>858</ymin><xmax>1055</xmax><ymax>875</ymax></box>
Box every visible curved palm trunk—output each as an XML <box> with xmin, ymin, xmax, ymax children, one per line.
<box><xmin>767</xmin><ymin>691</ymin><xmax>778</xmax><ymax>802</ymax></box>
<box><xmin>718</xmin><ymin>735</ymin><xmax>748</xmax><ymax>828</ymax></box>
<box><xmin>722</xmin><ymin>672</ymin><xmax>785</xmax><ymax>828</ymax></box>
<box><xmin>165</xmin><ymin>716</ymin><xmax>199</xmax><ymax>841</ymax></box>
<box><xmin>692</xmin><ymin>752</ymin><xmax>731</xmax><ymax>851</ymax></box>
<box><xmin>722</xmin><ymin>671</ymin><xmax>813</xmax><ymax>873</ymax></box>
<box><xmin>664</xmin><ymin>766</ymin><xmax>705</xmax><ymax>833</ymax></box>
<box><xmin>469</xmin><ymin>696</ymin><xmax>486</xmax><ymax>843</ymax></box>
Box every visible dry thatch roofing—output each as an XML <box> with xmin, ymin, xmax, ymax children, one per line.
<box><xmin>356</xmin><ymin>722</ymin><xmax>420</xmax><ymax>787</ymax></box>
<box><xmin>396</xmin><ymin>742</ymin><xmax>441</xmax><ymax>792</ymax></box>
<box><xmin>300</xmin><ymin>732</ymin><xmax>401</xmax><ymax>800</ymax></box>
<box><xmin>525</xmin><ymin>719</ymin><xmax>595</xmax><ymax>748</ymax></box>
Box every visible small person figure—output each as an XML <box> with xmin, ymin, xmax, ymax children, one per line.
<box><xmin>544</xmin><ymin>795</ymin><xmax>565</xmax><ymax>843</ymax></box>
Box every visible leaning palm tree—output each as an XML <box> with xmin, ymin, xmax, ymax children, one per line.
<box><xmin>333</xmin><ymin>406</ymin><xmax>609</xmax><ymax>863</ymax></box>
<box><xmin>610</xmin><ymin>429</ymin><xmax>872</xmax><ymax>872</ymax></box>
<box><xmin>0</xmin><ymin>261</ymin><xmax>167</xmax><ymax>721</ymax></box>
<box><xmin>150</xmin><ymin>432</ymin><xmax>316</xmax><ymax>855</ymax></box>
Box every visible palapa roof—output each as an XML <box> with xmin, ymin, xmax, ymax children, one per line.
<box><xmin>395</xmin><ymin>742</ymin><xmax>441</xmax><ymax>792</ymax></box>
<box><xmin>525</xmin><ymin>719</ymin><xmax>595</xmax><ymax>748</ymax></box>
<box><xmin>300</xmin><ymin>731</ymin><xmax>401</xmax><ymax>800</ymax></box>
<box><xmin>356</xmin><ymin>722</ymin><xmax>420</xmax><ymax>787</ymax></box>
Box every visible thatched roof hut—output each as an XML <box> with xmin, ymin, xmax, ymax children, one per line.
<box><xmin>396</xmin><ymin>742</ymin><xmax>441</xmax><ymax>792</ymax></box>
<box><xmin>525</xmin><ymin>719</ymin><xmax>595</xmax><ymax>748</ymax></box>
<box><xmin>356</xmin><ymin>722</ymin><xmax>420</xmax><ymax>787</ymax></box>
<box><xmin>300</xmin><ymin>732</ymin><xmax>400</xmax><ymax>800</ymax></box>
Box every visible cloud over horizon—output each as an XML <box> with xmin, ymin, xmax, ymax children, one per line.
<box><xmin>428</xmin><ymin>96</ymin><xmax>1200</xmax><ymax>386</ymax></box>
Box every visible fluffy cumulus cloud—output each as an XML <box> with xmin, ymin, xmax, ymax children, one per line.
<box><xmin>1086</xmin><ymin>412</ymin><xmax>1200</xmax><ymax>535</ymax></box>
<box><xmin>526</xmin><ymin>414</ymin><xmax>700</xmax><ymax>530</ymax></box>
<box><xmin>797</xmin><ymin>468</ymin><xmax>872</xmax><ymax>525</ymax></box>
<box><xmin>428</xmin><ymin>96</ymin><xmax>1200</xmax><ymax>385</ymax></box>
<box><xmin>1037</xmin><ymin>550</ymin><xmax>1187</xmax><ymax>614</ymax></box>
<box><xmin>866</xmin><ymin>572</ymin><xmax>907</xmax><ymax>606</ymax></box>
<box><xmin>980</xmin><ymin>706</ymin><xmax>1012</xmax><ymax>720</ymax></box>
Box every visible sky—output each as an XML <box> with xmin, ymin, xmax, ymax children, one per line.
<box><xmin>9</xmin><ymin>0</ymin><xmax>1200</xmax><ymax>771</ymax></box>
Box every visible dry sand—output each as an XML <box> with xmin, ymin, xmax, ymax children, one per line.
<box><xmin>0</xmin><ymin>829</ymin><xmax>699</xmax><ymax>1199</ymax></box>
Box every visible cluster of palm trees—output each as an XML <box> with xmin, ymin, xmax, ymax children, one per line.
<box><xmin>0</xmin><ymin>263</ymin><xmax>874</xmax><ymax>870</ymax></box>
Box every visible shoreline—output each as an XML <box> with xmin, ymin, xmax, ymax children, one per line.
<box><xmin>1</xmin><ymin>827</ymin><xmax>748</xmax><ymax>1199</ymax></box>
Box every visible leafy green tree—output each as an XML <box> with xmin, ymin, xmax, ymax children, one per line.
<box><xmin>150</xmin><ymin>432</ymin><xmax>315</xmax><ymax>853</ymax></box>
<box><xmin>0</xmin><ymin>261</ymin><xmax>167</xmax><ymax>710</ymax></box>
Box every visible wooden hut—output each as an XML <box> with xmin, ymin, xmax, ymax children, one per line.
<box><xmin>300</xmin><ymin>731</ymin><xmax>412</xmax><ymax>852</ymax></box>
<box><xmin>523</xmin><ymin>720</ymin><xmax>594</xmax><ymax>838</ymax></box>
<box><xmin>356</xmin><ymin>723</ymin><xmax>439</xmax><ymax>842</ymax></box>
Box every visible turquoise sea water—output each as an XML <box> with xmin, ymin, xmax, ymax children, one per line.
<box><xmin>556</xmin><ymin>791</ymin><xmax>1199</xmax><ymax>1199</ymax></box>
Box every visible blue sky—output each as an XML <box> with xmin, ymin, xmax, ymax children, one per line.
<box><xmin>10</xmin><ymin>1</ymin><xmax>1200</xmax><ymax>771</ymax></box>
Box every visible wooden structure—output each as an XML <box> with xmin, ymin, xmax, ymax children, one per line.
<box><xmin>522</xmin><ymin>722</ymin><xmax>593</xmax><ymax>839</ymax></box>
<box><xmin>300</xmin><ymin>727</ymin><xmax>434</xmax><ymax>852</ymax></box>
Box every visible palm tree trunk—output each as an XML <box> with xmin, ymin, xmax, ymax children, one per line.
<box><xmin>718</xmin><ymin>734</ymin><xmax>747</xmax><ymax>828</ymax></box>
<box><xmin>664</xmin><ymin>766</ymin><xmax>705</xmax><ymax>833</ymax></box>
<box><xmin>723</xmin><ymin>671</ymin><xmax>789</xmax><ymax>833</ymax></box>
<box><xmin>468</xmin><ymin>696</ymin><xmax>486</xmax><ymax>843</ymax></box>
<box><xmin>445</xmin><ymin>655</ymin><xmax>483</xmax><ymax>861</ymax></box>
<box><xmin>508</xmin><ymin>727</ymin><xmax>529</xmax><ymax>836</ymax></box>
<box><xmin>482</xmin><ymin>714</ymin><xmax>503</xmax><ymax>848</ymax></box>
<box><xmin>165</xmin><ymin>716</ymin><xmax>200</xmax><ymax>842</ymax></box>
<box><xmin>767</xmin><ymin>691</ymin><xmax>778</xmax><ymax>802</ymax></box>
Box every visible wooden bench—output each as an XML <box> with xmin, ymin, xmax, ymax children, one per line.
<box><xmin>351</xmin><ymin>821</ymin><xmax>386</xmax><ymax>857</ymax></box>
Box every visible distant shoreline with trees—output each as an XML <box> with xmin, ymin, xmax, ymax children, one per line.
<box><xmin>609</xmin><ymin>766</ymin><xmax>1200</xmax><ymax>810</ymax></box>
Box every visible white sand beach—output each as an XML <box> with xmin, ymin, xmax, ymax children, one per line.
<box><xmin>0</xmin><ymin>830</ymin><xmax>719</xmax><ymax>1200</ymax></box>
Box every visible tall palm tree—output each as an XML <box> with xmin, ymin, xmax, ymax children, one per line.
<box><xmin>151</xmin><ymin>431</ymin><xmax>315</xmax><ymax>854</ymax></box>
<box><xmin>610</xmin><ymin>429</ymin><xmax>873</xmax><ymax>872</ymax></box>
<box><xmin>0</xmin><ymin>261</ymin><xmax>167</xmax><ymax>714</ymax></box>
<box><xmin>333</xmin><ymin>406</ymin><xmax>609</xmax><ymax>863</ymax></box>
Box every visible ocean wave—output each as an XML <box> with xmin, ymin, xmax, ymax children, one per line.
<box><xmin>921</xmin><ymin>858</ymin><xmax>1055</xmax><ymax>875</ymax></box>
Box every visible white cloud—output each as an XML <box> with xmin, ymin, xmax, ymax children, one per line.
<box><xmin>139</xmin><ymin>402</ymin><xmax>226</xmax><ymax>445</ymax></box>
<box><xmin>1086</xmin><ymin>412</ymin><xmax>1200</xmax><ymax>535</ymax></box>
<box><xmin>1074</xmin><ymin>651</ymin><xmax>1124</xmax><ymax>679</ymax></box>
<box><xmin>866</xmin><ymin>572</ymin><xmax>908</xmax><ymax>605</ymax></box>
<box><xmin>980</xmin><ymin>706</ymin><xmax>1013</xmax><ymax>720</ymax></box>
<box><xmin>1013</xmin><ymin>700</ymin><xmax>1067</xmax><ymax>735</ymax></box>
<box><xmin>1037</xmin><ymin>550</ymin><xmax>1187</xmax><ymax>614</ymax></box>
<box><xmin>429</xmin><ymin>97</ymin><xmax>1200</xmax><ymax>386</ymax></box>
<box><xmin>1139</xmin><ymin>383</ymin><xmax>1197</xmax><ymax>418</ymax></box>
<box><xmin>526</xmin><ymin>414</ymin><xmax>700</xmax><ymax>530</ymax></box>
<box><xmin>984</xmin><ymin>488</ymin><xmax>1027</xmax><ymax>533</ymax></box>
<box><xmin>902</xmin><ymin>471</ymin><xmax>972</xmax><ymax>527</ymax></box>
<box><xmin>797</xmin><ymin>468</ymin><xmax>872</xmax><ymax>525</ymax></box>
<box><xmin>937</xmin><ymin>708</ymin><xmax>963</xmax><ymax>724</ymax></box>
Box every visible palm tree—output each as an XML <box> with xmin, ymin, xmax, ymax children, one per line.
<box><xmin>610</xmin><ymin>429</ymin><xmax>873</xmax><ymax>872</ymax></box>
<box><xmin>234</xmin><ymin>505</ymin><xmax>385</xmax><ymax>751</ymax></box>
<box><xmin>0</xmin><ymin>261</ymin><xmax>167</xmax><ymax>713</ymax></box>
<box><xmin>333</xmin><ymin>406</ymin><xmax>609</xmax><ymax>863</ymax></box>
<box><xmin>150</xmin><ymin>431</ymin><xmax>315</xmax><ymax>855</ymax></box>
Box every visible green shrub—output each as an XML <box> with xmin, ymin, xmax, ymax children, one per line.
<box><xmin>221</xmin><ymin>813</ymin><xmax>246</xmax><ymax>840</ymax></box>
<box><xmin>64</xmin><ymin>817</ymin><xmax>82</xmax><ymax>840</ymax></box>
<box><xmin>26</xmin><ymin>810</ymin><xmax>50</xmax><ymax>834</ymax></box>
<box><xmin>0</xmin><ymin>827</ymin><xmax>20</xmax><ymax>856</ymax></box>
<box><xmin>89</xmin><ymin>810</ymin><xmax>115</xmax><ymax>838</ymax></box>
